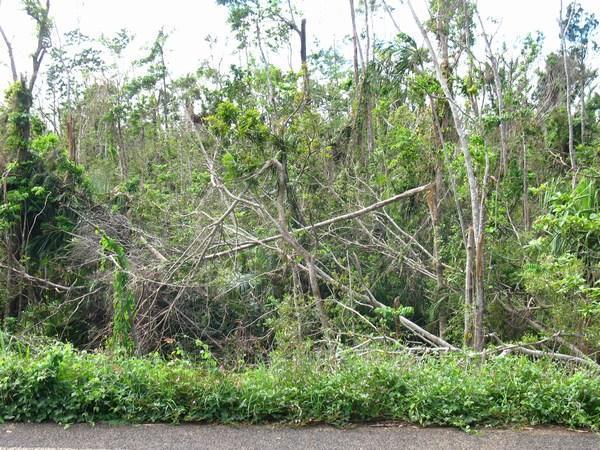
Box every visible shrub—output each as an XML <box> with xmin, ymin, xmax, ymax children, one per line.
<box><xmin>0</xmin><ymin>342</ymin><xmax>598</xmax><ymax>429</ymax></box>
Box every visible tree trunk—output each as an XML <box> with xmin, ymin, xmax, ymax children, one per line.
<box><xmin>428</xmin><ymin>169</ymin><xmax>446</xmax><ymax>337</ymax></box>
<box><xmin>408</xmin><ymin>0</ymin><xmax>486</xmax><ymax>350</ymax></box>
<box><xmin>477</xmin><ymin>12</ymin><xmax>508</xmax><ymax>176</ymax></box>
<box><xmin>66</xmin><ymin>113</ymin><xmax>77</xmax><ymax>163</ymax></box>
<box><xmin>580</xmin><ymin>82</ymin><xmax>586</xmax><ymax>145</ymax></box>
<box><xmin>349</xmin><ymin>0</ymin><xmax>361</xmax><ymax>90</ymax></box>
<box><xmin>473</xmin><ymin>230</ymin><xmax>486</xmax><ymax>351</ymax></box>
<box><xmin>522</xmin><ymin>133</ymin><xmax>530</xmax><ymax>230</ymax></box>
<box><xmin>5</xmin><ymin>82</ymin><xmax>34</xmax><ymax>318</ymax></box>
<box><xmin>116</xmin><ymin>119</ymin><xmax>128</xmax><ymax>179</ymax></box>
<box><xmin>272</xmin><ymin>160</ymin><xmax>330</xmax><ymax>339</ymax></box>
<box><xmin>561</xmin><ymin>1</ymin><xmax>577</xmax><ymax>187</ymax></box>
<box><xmin>300</xmin><ymin>18</ymin><xmax>310</xmax><ymax>101</ymax></box>
<box><xmin>464</xmin><ymin>226</ymin><xmax>474</xmax><ymax>347</ymax></box>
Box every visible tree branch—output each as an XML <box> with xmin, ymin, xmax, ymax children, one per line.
<box><xmin>0</xmin><ymin>21</ymin><xmax>17</xmax><ymax>82</ymax></box>
<box><xmin>203</xmin><ymin>182</ymin><xmax>433</xmax><ymax>260</ymax></box>
<box><xmin>28</xmin><ymin>0</ymin><xmax>51</xmax><ymax>92</ymax></box>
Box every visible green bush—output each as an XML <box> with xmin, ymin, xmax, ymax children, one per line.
<box><xmin>0</xmin><ymin>342</ymin><xmax>598</xmax><ymax>429</ymax></box>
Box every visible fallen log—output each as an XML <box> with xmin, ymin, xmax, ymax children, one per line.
<box><xmin>497</xmin><ymin>345</ymin><xmax>600</xmax><ymax>371</ymax></box>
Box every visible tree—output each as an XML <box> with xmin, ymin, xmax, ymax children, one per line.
<box><xmin>560</xmin><ymin>0</ymin><xmax>577</xmax><ymax>186</ymax></box>
<box><xmin>1</xmin><ymin>0</ymin><xmax>52</xmax><ymax>317</ymax></box>
<box><xmin>407</xmin><ymin>0</ymin><xmax>489</xmax><ymax>350</ymax></box>
<box><xmin>562</xmin><ymin>2</ymin><xmax>598</xmax><ymax>146</ymax></box>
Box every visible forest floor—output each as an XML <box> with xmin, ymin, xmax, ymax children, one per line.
<box><xmin>0</xmin><ymin>423</ymin><xmax>598</xmax><ymax>450</ymax></box>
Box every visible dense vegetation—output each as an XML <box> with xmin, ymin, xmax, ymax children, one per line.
<box><xmin>1</xmin><ymin>339</ymin><xmax>599</xmax><ymax>428</ymax></box>
<box><xmin>0</xmin><ymin>0</ymin><xmax>599</xmax><ymax>427</ymax></box>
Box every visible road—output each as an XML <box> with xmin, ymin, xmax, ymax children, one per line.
<box><xmin>0</xmin><ymin>423</ymin><xmax>598</xmax><ymax>449</ymax></box>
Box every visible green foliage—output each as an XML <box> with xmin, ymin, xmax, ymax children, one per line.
<box><xmin>521</xmin><ymin>177</ymin><xmax>600</xmax><ymax>346</ymax></box>
<box><xmin>100</xmin><ymin>234</ymin><xmax>135</xmax><ymax>355</ymax></box>
<box><xmin>0</xmin><ymin>343</ymin><xmax>598</xmax><ymax>429</ymax></box>
<box><xmin>374</xmin><ymin>305</ymin><xmax>414</xmax><ymax>330</ymax></box>
<box><xmin>4</xmin><ymin>0</ymin><xmax>600</xmax><ymax>401</ymax></box>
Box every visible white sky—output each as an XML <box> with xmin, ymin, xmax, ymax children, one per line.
<box><xmin>0</xmin><ymin>0</ymin><xmax>598</xmax><ymax>92</ymax></box>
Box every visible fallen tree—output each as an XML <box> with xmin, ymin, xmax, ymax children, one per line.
<box><xmin>203</xmin><ymin>182</ymin><xmax>434</xmax><ymax>260</ymax></box>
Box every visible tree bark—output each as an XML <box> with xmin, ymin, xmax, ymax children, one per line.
<box><xmin>349</xmin><ymin>0</ymin><xmax>361</xmax><ymax>89</ymax></box>
<box><xmin>473</xmin><ymin>229</ymin><xmax>486</xmax><ymax>351</ymax></box>
<box><xmin>0</xmin><ymin>24</ymin><xmax>17</xmax><ymax>82</ymax></box>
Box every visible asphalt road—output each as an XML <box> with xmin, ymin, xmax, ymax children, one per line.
<box><xmin>0</xmin><ymin>423</ymin><xmax>598</xmax><ymax>450</ymax></box>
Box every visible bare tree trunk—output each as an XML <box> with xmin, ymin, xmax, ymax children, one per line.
<box><xmin>255</xmin><ymin>21</ymin><xmax>276</xmax><ymax>117</ymax></box>
<box><xmin>116</xmin><ymin>119</ymin><xmax>128</xmax><ymax>179</ymax></box>
<box><xmin>464</xmin><ymin>227</ymin><xmax>474</xmax><ymax>347</ymax></box>
<box><xmin>560</xmin><ymin>0</ymin><xmax>577</xmax><ymax>187</ymax></box>
<box><xmin>580</xmin><ymin>82</ymin><xmax>586</xmax><ymax>145</ymax></box>
<box><xmin>66</xmin><ymin>113</ymin><xmax>77</xmax><ymax>163</ymax></box>
<box><xmin>272</xmin><ymin>160</ymin><xmax>330</xmax><ymax>338</ymax></box>
<box><xmin>348</xmin><ymin>0</ymin><xmax>367</xmax><ymax>160</ymax></box>
<box><xmin>428</xmin><ymin>168</ymin><xmax>446</xmax><ymax>337</ymax></box>
<box><xmin>522</xmin><ymin>133</ymin><xmax>530</xmax><ymax>230</ymax></box>
<box><xmin>428</xmin><ymin>94</ymin><xmax>468</xmax><ymax>246</ymax></box>
<box><xmin>349</xmin><ymin>0</ymin><xmax>361</xmax><ymax>89</ymax></box>
<box><xmin>477</xmin><ymin>12</ymin><xmax>509</xmax><ymax>176</ymax></box>
<box><xmin>473</xmin><ymin>230</ymin><xmax>485</xmax><ymax>351</ymax></box>
<box><xmin>300</xmin><ymin>18</ymin><xmax>310</xmax><ymax>101</ymax></box>
<box><xmin>408</xmin><ymin>0</ymin><xmax>487</xmax><ymax>350</ymax></box>
<box><xmin>363</xmin><ymin>0</ymin><xmax>374</xmax><ymax>157</ymax></box>
<box><xmin>159</xmin><ymin>45</ymin><xmax>169</xmax><ymax>132</ymax></box>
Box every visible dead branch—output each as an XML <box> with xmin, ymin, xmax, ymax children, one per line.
<box><xmin>499</xmin><ymin>298</ymin><xmax>588</xmax><ymax>359</ymax></box>
<box><xmin>296</xmin><ymin>262</ymin><xmax>457</xmax><ymax>350</ymax></box>
<box><xmin>487</xmin><ymin>332</ymin><xmax>600</xmax><ymax>371</ymax></box>
<box><xmin>0</xmin><ymin>262</ymin><xmax>75</xmax><ymax>291</ymax></box>
<box><xmin>28</xmin><ymin>0</ymin><xmax>51</xmax><ymax>92</ymax></box>
<box><xmin>0</xmin><ymin>23</ymin><xmax>17</xmax><ymax>82</ymax></box>
<box><xmin>271</xmin><ymin>159</ymin><xmax>331</xmax><ymax>335</ymax></box>
<box><xmin>139</xmin><ymin>235</ymin><xmax>168</xmax><ymax>263</ymax></box>
<box><xmin>497</xmin><ymin>345</ymin><xmax>599</xmax><ymax>370</ymax></box>
<box><xmin>203</xmin><ymin>182</ymin><xmax>433</xmax><ymax>260</ymax></box>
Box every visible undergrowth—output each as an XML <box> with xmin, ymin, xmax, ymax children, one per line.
<box><xmin>0</xmin><ymin>339</ymin><xmax>598</xmax><ymax>429</ymax></box>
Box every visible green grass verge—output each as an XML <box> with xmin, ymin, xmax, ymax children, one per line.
<box><xmin>0</xmin><ymin>343</ymin><xmax>599</xmax><ymax>429</ymax></box>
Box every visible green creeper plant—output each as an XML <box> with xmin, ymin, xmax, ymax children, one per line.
<box><xmin>99</xmin><ymin>233</ymin><xmax>135</xmax><ymax>355</ymax></box>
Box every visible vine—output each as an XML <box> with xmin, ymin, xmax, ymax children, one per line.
<box><xmin>99</xmin><ymin>233</ymin><xmax>135</xmax><ymax>355</ymax></box>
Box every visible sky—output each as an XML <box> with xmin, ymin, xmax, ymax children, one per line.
<box><xmin>0</xmin><ymin>0</ymin><xmax>598</xmax><ymax>92</ymax></box>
